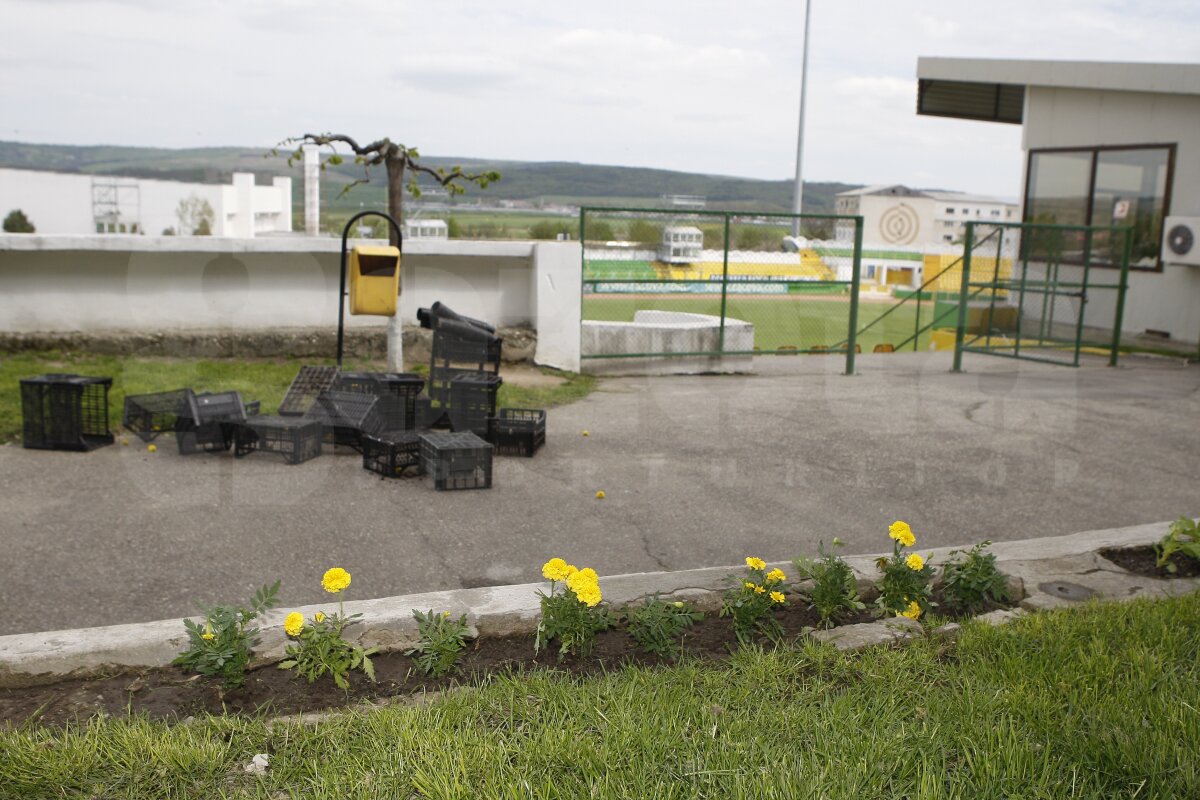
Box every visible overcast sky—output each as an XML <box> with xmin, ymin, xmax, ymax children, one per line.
<box><xmin>3</xmin><ymin>0</ymin><xmax>1198</xmax><ymax>198</ymax></box>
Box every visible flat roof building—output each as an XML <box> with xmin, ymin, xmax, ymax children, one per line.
<box><xmin>916</xmin><ymin>57</ymin><xmax>1200</xmax><ymax>347</ymax></box>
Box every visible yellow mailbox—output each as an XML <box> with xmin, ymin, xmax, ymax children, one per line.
<box><xmin>348</xmin><ymin>245</ymin><xmax>401</xmax><ymax>316</ymax></box>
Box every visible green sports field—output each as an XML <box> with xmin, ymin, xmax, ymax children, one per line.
<box><xmin>582</xmin><ymin>293</ymin><xmax>939</xmax><ymax>354</ymax></box>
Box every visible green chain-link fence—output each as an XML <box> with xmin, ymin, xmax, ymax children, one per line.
<box><xmin>580</xmin><ymin>207</ymin><xmax>865</xmax><ymax>374</ymax></box>
<box><xmin>953</xmin><ymin>221</ymin><xmax>1133</xmax><ymax>369</ymax></box>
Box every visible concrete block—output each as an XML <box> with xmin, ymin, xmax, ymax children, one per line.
<box><xmin>809</xmin><ymin>617</ymin><xmax>923</xmax><ymax>652</ymax></box>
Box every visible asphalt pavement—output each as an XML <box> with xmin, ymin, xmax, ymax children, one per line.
<box><xmin>1</xmin><ymin>350</ymin><xmax>1196</xmax><ymax>635</ymax></box>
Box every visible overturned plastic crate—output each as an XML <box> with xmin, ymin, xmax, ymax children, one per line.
<box><xmin>448</xmin><ymin>373</ymin><xmax>503</xmax><ymax>437</ymax></box>
<box><xmin>334</xmin><ymin>372</ymin><xmax>425</xmax><ymax>431</ymax></box>
<box><xmin>488</xmin><ymin>408</ymin><xmax>546</xmax><ymax>457</ymax></box>
<box><xmin>176</xmin><ymin>391</ymin><xmax>247</xmax><ymax>455</ymax></box>
<box><xmin>233</xmin><ymin>416</ymin><xmax>322</xmax><ymax>464</ymax></box>
<box><xmin>122</xmin><ymin>388</ymin><xmax>197</xmax><ymax>443</ymax></box>
<box><xmin>361</xmin><ymin>430</ymin><xmax>424</xmax><ymax>479</ymax></box>
<box><xmin>20</xmin><ymin>374</ymin><xmax>114</xmax><ymax>451</ymax></box>
<box><xmin>303</xmin><ymin>391</ymin><xmax>383</xmax><ymax>450</ymax></box>
<box><xmin>279</xmin><ymin>365</ymin><xmax>340</xmax><ymax>416</ymax></box>
<box><xmin>419</xmin><ymin>431</ymin><xmax>493</xmax><ymax>491</ymax></box>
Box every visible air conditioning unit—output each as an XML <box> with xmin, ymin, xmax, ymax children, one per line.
<box><xmin>1162</xmin><ymin>216</ymin><xmax>1200</xmax><ymax>266</ymax></box>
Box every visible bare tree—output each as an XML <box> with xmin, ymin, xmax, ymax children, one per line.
<box><xmin>277</xmin><ymin>133</ymin><xmax>501</xmax><ymax>245</ymax></box>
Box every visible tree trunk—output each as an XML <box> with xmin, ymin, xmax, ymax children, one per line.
<box><xmin>385</xmin><ymin>156</ymin><xmax>405</xmax><ymax>248</ymax></box>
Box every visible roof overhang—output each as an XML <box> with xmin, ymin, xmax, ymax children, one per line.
<box><xmin>916</xmin><ymin>57</ymin><xmax>1200</xmax><ymax>125</ymax></box>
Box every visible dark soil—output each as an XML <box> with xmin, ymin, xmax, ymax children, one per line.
<box><xmin>0</xmin><ymin>588</ymin><xmax>1009</xmax><ymax>727</ymax></box>
<box><xmin>1099</xmin><ymin>545</ymin><xmax>1200</xmax><ymax>579</ymax></box>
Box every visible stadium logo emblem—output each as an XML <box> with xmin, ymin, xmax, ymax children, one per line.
<box><xmin>879</xmin><ymin>204</ymin><xmax>920</xmax><ymax>245</ymax></box>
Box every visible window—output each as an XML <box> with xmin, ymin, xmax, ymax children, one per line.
<box><xmin>1024</xmin><ymin>144</ymin><xmax>1174</xmax><ymax>270</ymax></box>
<box><xmin>946</xmin><ymin>208</ymin><xmax>955</xmax><ymax>215</ymax></box>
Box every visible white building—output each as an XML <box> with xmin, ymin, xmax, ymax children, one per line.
<box><xmin>405</xmin><ymin>218</ymin><xmax>449</xmax><ymax>240</ymax></box>
<box><xmin>658</xmin><ymin>225</ymin><xmax>703</xmax><ymax>263</ymax></box>
<box><xmin>0</xmin><ymin>168</ymin><xmax>292</xmax><ymax>238</ymax></box>
<box><xmin>834</xmin><ymin>185</ymin><xmax>1017</xmax><ymax>247</ymax></box>
<box><xmin>916</xmin><ymin>57</ymin><xmax>1200</xmax><ymax>346</ymax></box>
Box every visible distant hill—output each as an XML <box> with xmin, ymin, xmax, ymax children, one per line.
<box><xmin>0</xmin><ymin>140</ymin><xmax>858</xmax><ymax>214</ymax></box>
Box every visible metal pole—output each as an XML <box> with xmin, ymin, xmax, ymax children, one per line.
<box><xmin>952</xmin><ymin>223</ymin><xmax>975</xmax><ymax>373</ymax></box>
<box><xmin>336</xmin><ymin>210</ymin><xmax>403</xmax><ymax>368</ymax></box>
<box><xmin>790</xmin><ymin>0</ymin><xmax>813</xmax><ymax>238</ymax></box>
<box><xmin>1109</xmin><ymin>228</ymin><xmax>1133</xmax><ymax>367</ymax></box>
<box><xmin>845</xmin><ymin>216</ymin><xmax>863</xmax><ymax>375</ymax></box>
<box><xmin>1073</xmin><ymin>228</ymin><xmax>1094</xmax><ymax>367</ymax></box>
<box><xmin>718</xmin><ymin>213</ymin><xmax>731</xmax><ymax>352</ymax></box>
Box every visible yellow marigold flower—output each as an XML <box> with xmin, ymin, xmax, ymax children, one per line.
<box><xmin>563</xmin><ymin>564</ymin><xmax>578</xmax><ymax>579</ymax></box>
<box><xmin>745</xmin><ymin>557</ymin><xmax>766</xmax><ymax>571</ymax></box>
<box><xmin>770</xmin><ymin>591</ymin><xmax>786</xmax><ymax>604</ymax></box>
<box><xmin>743</xmin><ymin>581</ymin><xmax>756</xmax><ymax>590</ymax></box>
<box><xmin>201</xmin><ymin>622</ymin><xmax>215</xmax><ymax>641</ymax></box>
<box><xmin>321</xmin><ymin>567</ymin><xmax>352</xmax><ymax>594</ymax></box>
<box><xmin>889</xmin><ymin>521</ymin><xmax>916</xmax><ymax>547</ymax></box>
<box><xmin>595</xmin><ymin>490</ymin><xmax>606</xmax><ymax>500</ymax></box>
<box><xmin>900</xmin><ymin>600</ymin><xmax>922</xmax><ymax>620</ymax></box>
<box><xmin>766</xmin><ymin>568</ymin><xmax>786</xmax><ymax>582</ymax></box>
<box><xmin>905</xmin><ymin>553</ymin><xmax>925</xmax><ymax>571</ymax></box>
<box><xmin>753</xmin><ymin>585</ymin><xmax>766</xmax><ymax>595</ymax></box>
<box><xmin>284</xmin><ymin>612</ymin><xmax>305</xmax><ymax>637</ymax></box>
<box><xmin>567</xmin><ymin>569</ymin><xmax>599</xmax><ymax>597</ymax></box>
<box><xmin>314</xmin><ymin>612</ymin><xmax>326</xmax><ymax>623</ymax></box>
<box><xmin>576</xmin><ymin>586</ymin><xmax>603</xmax><ymax>607</ymax></box>
<box><xmin>542</xmin><ymin>558</ymin><xmax>571</xmax><ymax>582</ymax></box>
<box><xmin>673</xmin><ymin>601</ymin><xmax>685</xmax><ymax>608</ymax></box>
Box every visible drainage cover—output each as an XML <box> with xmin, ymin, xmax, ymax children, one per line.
<box><xmin>1038</xmin><ymin>581</ymin><xmax>1096</xmax><ymax>602</ymax></box>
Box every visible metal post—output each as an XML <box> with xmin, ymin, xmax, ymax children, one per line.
<box><xmin>1072</xmin><ymin>227</ymin><xmax>1094</xmax><ymax>366</ymax></box>
<box><xmin>336</xmin><ymin>210</ymin><xmax>403</xmax><ymax>367</ymax></box>
<box><xmin>952</xmin><ymin>223</ymin><xmax>975</xmax><ymax>373</ymax></box>
<box><xmin>790</xmin><ymin>0</ymin><xmax>813</xmax><ymax>237</ymax></box>
<box><xmin>984</xmin><ymin>226</ymin><xmax>1004</xmax><ymax>353</ymax></box>
<box><xmin>1109</xmin><ymin>227</ymin><xmax>1133</xmax><ymax>367</ymax></box>
<box><xmin>845</xmin><ymin>217</ymin><xmax>863</xmax><ymax>375</ymax></box>
<box><xmin>718</xmin><ymin>213</ymin><xmax>731</xmax><ymax>352</ymax></box>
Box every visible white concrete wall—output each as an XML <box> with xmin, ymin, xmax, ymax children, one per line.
<box><xmin>1021</xmin><ymin>86</ymin><xmax>1200</xmax><ymax>343</ymax></box>
<box><xmin>859</xmin><ymin>195</ymin><xmax>938</xmax><ymax>248</ymax></box>
<box><xmin>580</xmin><ymin>311</ymin><xmax>753</xmax><ymax>375</ymax></box>
<box><xmin>0</xmin><ymin>236</ymin><xmax>582</xmax><ymax>370</ymax></box>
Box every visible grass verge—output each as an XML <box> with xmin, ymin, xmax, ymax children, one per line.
<box><xmin>3</xmin><ymin>594</ymin><xmax>1198</xmax><ymax>798</ymax></box>
<box><xmin>0</xmin><ymin>352</ymin><xmax>596</xmax><ymax>444</ymax></box>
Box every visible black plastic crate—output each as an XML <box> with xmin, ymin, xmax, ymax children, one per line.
<box><xmin>20</xmin><ymin>374</ymin><xmax>114</xmax><ymax>451</ymax></box>
<box><xmin>488</xmin><ymin>408</ymin><xmax>546</xmax><ymax>457</ymax></box>
<box><xmin>234</xmin><ymin>416</ymin><xmax>322</xmax><ymax>464</ymax></box>
<box><xmin>279</xmin><ymin>365</ymin><xmax>340</xmax><ymax>416</ymax></box>
<box><xmin>303</xmin><ymin>391</ymin><xmax>383</xmax><ymax>450</ymax></box>
<box><xmin>414</xmin><ymin>396</ymin><xmax>450</xmax><ymax>431</ymax></box>
<box><xmin>361</xmin><ymin>430</ymin><xmax>424</xmax><ymax>479</ymax></box>
<box><xmin>123</xmin><ymin>388</ymin><xmax>198</xmax><ymax>442</ymax></box>
<box><xmin>334</xmin><ymin>372</ymin><xmax>425</xmax><ymax>431</ymax></box>
<box><xmin>176</xmin><ymin>391</ymin><xmax>247</xmax><ymax>455</ymax></box>
<box><xmin>448</xmin><ymin>373</ymin><xmax>503</xmax><ymax>437</ymax></box>
<box><xmin>419</xmin><ymin>431</ymin><xmax>493</xmax><ymax>490</ymax></box>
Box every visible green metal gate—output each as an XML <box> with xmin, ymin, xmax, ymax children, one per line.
<box><xmin>580</xmin><ymin>207</ymin><xmax>864</xmax><ymax>374</ymax></box>
<box><xmin>953</xmin><ymin>221</ymin><xmax>1133</xmax><ymax>370</ymax></box>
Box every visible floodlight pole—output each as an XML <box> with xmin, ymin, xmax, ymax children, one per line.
<box><xmin>336</xmin><ymin>210</ymin><xmax>403</xmax><ymax>368</ymax></box>
<box><xmin>790</xmin><ymin>0</ymin><xmax>813</xmax><ymax>238</ymax></box>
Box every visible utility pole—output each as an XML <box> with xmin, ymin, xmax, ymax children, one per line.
<box><xmin>791</xmin><ymin>0</ymin><xmax>812</xmax><ymax>237</ymax></box>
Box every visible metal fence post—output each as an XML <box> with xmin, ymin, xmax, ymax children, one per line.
<box><xmin>1109</xmin><ymin>227</ymin><xmax>1133</xmax><ymax>367</ymax></box>
<box><xmin>845</xmin><ymin>217</ymin><xmax>863</xmax><ymax>375</ymax></box>
<box><xmin>718</xmin><ymin>213</ymin><xmax>731</xmax><ymax>352</ymax></box>
<box><xmin>952</xmin><ymin>222</ymin><xmax>975</xmax><ymax>373</ymax></box>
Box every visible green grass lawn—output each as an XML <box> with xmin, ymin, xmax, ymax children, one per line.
<box><xmin>3</xmin><ymin>594</ymin><xmax>1198</xmax><ymax>798</ymax></box>
<box><xmin>0</xmin><ymin>353</ymin><xmax>595</xmax><ymax>444</ymax></box>
<box><xmin>584</xmin><ymin>295</ymin><xmax>935</xmax><ymax>353</ymax></box>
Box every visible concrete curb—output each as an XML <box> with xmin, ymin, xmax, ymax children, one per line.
<box><xmin>0</xmin><ymin>520</ymin><xmax>1195</xmax><ymax>688</ymax></box>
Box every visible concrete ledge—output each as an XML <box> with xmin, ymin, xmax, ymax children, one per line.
<box><xmin>0</xmin><ymin>520</ymin><xmax>1193</xmax><ymax>688</ymax></box>
<box><xmin>581</xmin><ymin>311</ymin><xmax>754</xmax><ymax>376</ymax></box>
